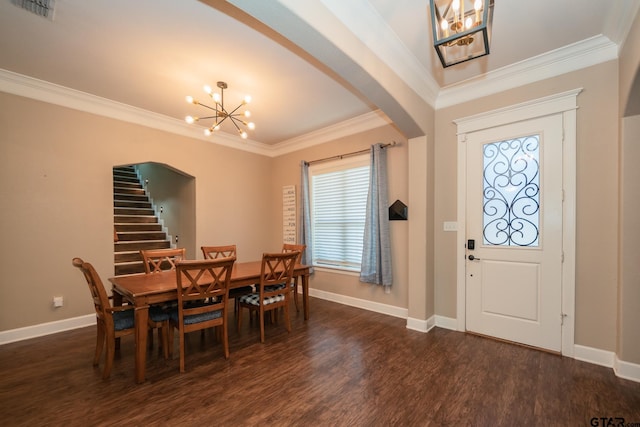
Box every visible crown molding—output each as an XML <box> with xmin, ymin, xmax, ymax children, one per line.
<box><xmin>436</xmin><ymin>35</ymin><xmax>618</xmax><ymax>109</ymax></box>
<box><xmin>0</xmin><ymin>68</ymin><xmax>390</xmax><ymax>158</ymax></box>
<box><xmin>270</xmin><ymin>110</ymin><xmax>392</xmax><ymax>157</ymax></box>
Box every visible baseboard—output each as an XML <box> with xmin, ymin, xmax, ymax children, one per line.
<box><xmin>573</xmin><ymin>344</ymin><xmax>616</xmax><ymax>368</ymax></box>
<box><xmin>0</xmin><ymin>314</ymin><xmax>95</xmax><ymax>345</ymax></box>
<box><xmin>308</xmin><ymin>288</ymin><xmax>408</xmax><ymax>319</ymax></box>
<box><xmin>615</xmin><ymin>356</ymin><xmax>640</xmax><ymax>383</ymax></box>
<box><xmin>406</xmin><ymin>316</ymin><xmax>436</xmax><ymax>333</ymax></box>
<box><xmin>435</xmin><ymin>315</ymin><xmax>458</xmax><ymax>331</ymax></box>
<box><xmin>573</xmin><ymin>344</ymin><xmax>640</xmax><ymax>383</ymax></box>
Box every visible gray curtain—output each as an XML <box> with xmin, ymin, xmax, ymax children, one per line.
<box><xmin>360</xmin><ymin>144</ymin><xmax>392</xmax><ymax>289</ymax></box>
<box><xmin>300</xmin><ymin>161</ymin><xmax>313</xmax><ymax>268</ymax></box>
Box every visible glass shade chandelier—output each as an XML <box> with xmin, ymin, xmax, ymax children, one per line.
<box><xmin>430</xmin><ymin>0</ymin><xmax>494</xmax><ymax>67</ymax></box>
<box><xmin>185</xmin><ymin>81</ymin><xmax>255</xmax><ymax>139</ymax></box>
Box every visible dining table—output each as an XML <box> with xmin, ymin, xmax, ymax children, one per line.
<box><xmin>108</xmin><ymin>260</ymin><xmax>310</xmax><ymax>383</ymax></box>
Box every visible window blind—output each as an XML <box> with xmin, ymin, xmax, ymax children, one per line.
<box><xmin>310</xmin><ymin>162</ymin><xmax>370</xmax><ymax>270</ymax></box>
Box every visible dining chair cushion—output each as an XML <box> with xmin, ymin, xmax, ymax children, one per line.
<box><xmin>238</xmin><ymin>293</ymin><xmax>285</xmax><ymax>306</ymax></box>
<box><xmin>113</xmin><ymin>310</ymin><xmax>135</xmax><ymax>331</ymax></box>
<box><xmin>169</xmin><ymin>307</ymin><xmax>223</xmax><ymax>325</ymax></box>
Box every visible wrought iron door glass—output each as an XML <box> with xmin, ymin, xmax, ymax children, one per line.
<box><xmin>482</xmin><ymin>135</ymin><xmax>540</xmax><ymax>246</ymax></box>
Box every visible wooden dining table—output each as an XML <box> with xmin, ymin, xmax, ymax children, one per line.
<box><xmin>108</xmin><ymin>260</ymin><xmax>310</xmax><ymax>383</ymax></box>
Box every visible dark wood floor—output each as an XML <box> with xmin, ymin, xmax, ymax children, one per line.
<box><xmin>1</xmin><ymin>298</ymin><xmax>639</xmax><ymax>426</ymax></box>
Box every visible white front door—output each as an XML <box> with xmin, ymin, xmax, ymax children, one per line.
<box><xmin>464</xmin><ymin>114</ymin><xmax>563</xmax><ymax>352</ymax></box>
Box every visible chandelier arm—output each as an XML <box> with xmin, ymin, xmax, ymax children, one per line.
<box><xmin>197</xmin><ymin>102</ymin><xmax>219</xmax><ymax>113</ymax></box>
<box><xmin>228</xmin><ymin>116</ymin><xmax>242</xmax><ymax>132</ymax></box>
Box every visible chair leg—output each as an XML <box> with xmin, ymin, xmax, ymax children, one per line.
<box><xmin>162</xmin><ymin>321</ymin><xmax>170</xmax><ymax>359</ymax></box>
<box><xmin>103</xmin><ymin>335</ymin><xmax>115</xmax><ymax>380</ymax></box>
<box><xmin>284</xmin><ymin>300</ymin><xmax>292</xmax><ymax>333</ymax></box>
<box><xmin>179</xmin><ymin>328</ymin><xmax>186</xmax><ymax>373</ymax></box>
<box><xmin>293</xmin><ymin>278</ymin><xmax>300</xmax><ymax>312</ymax></box>
<box><xmin>259</xmin><ymin>307</ymin><xmax>265</xmax><ymax>343</ymax></box>
<box><xmin>94</xmin><ymin>322</ymin><xmax>105</xmax><ymax>366</ymax></box>
<box><xmin>222</xmin><ymin>323</ymin><xmax>229</xmax><ymax>359</ymax></box>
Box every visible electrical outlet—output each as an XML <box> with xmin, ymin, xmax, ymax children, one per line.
<box><xmin>53</xmin><ymin>296</ymin><xmax>63</xmax><ymax>308</ymax></box>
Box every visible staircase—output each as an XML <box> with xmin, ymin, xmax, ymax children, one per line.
<box><xmin>113</xmin><ymin>166</ymin><xmax>171</xmax><ymax>275</ymax></box>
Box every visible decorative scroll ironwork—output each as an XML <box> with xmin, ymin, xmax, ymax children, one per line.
<box><xmin>483</xmin><ymin>135</ymin><xmax>540</xmax><ymax>246</ymax></box>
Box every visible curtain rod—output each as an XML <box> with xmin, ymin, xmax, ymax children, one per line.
<box><xmin>304</xmin><ymin>141</ymin><xmax>398</xmax><ymax>166</ymax></box>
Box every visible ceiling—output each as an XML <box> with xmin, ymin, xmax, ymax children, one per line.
<box><xmin>0</xmin><ymin>0</ymin><xmax>638</xmax><ymax>150</ymax></box>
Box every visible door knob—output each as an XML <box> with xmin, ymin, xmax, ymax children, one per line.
<box><xmin>468</xmin><ymin>254</ymin><xmax>480</xmax><ymax>261</ymax></box>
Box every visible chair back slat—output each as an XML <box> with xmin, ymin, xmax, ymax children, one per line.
<box><xmin>201</xmin><ymin>245</ymin><xmax>237</xmax><ymax>260</ymax></box>
<box><xmin>260</xmin><ymin>251</ymin><xmax>299</xmax><ymax>294</ymax></box>
<box><xmin>282</xmin><ymin>243</ymin><xmax>305</xmax><ymax>264</ymax></box>
<box><xmin>175</xmin><ymin>257</ymin><xmax>236</xmax><ymax>318</ymax></box>
<box><xmin>141</xmin><ymin>248</ymin><xmax>186</xmax><ymax>273</ymax></box>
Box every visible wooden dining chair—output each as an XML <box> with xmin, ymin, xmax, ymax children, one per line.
<box><xmin>170</xmin><ymin>257</ymin><xmax>236</xmax><ymax>372</ymax></box>
<box><xmin>140</xmin><ymin>247</ymin><xmax>186</xmax><ymax>357</ymax></box>
<box><xmin>282</xmin><ymin>243</ymin><xmax>306</xmax><ymax>312</ymax></box>
<box><xmin>201</xmin><ymin>245</ymin><xmax>253</xmax><ymax>318</ymax></box>
<box><xmin>72</xmin><ymin>257</ymin><xmax>170</xmax><ymax>379</ymax></box>
<box><xmin>237</xmin><ymin>251</ymin><xmax>299</xmax><ymax>343</ymax></box>
<box><xmin>141</xmin><ymin>247</ymin><xmax>186</xmax><ymax>273</ymax></box>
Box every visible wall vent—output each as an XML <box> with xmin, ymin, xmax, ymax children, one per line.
<box><xmin>12</xmin><ymin>0</ymin><xmax>55</xmax><ymax>20</ymax></box>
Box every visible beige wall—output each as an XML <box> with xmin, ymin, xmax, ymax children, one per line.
<box><xmin>0</xmin><ymin>92</ymin><xmax>273</xmax><ymax>330</ymax></box>
<box><xmin>271</xmin><ymin>126</ymin><xmax>410</xmax><ymax>311</ymax></box>
<box><xmin>620</xmin><ymin>115</ymin><xmax>640</xmax><ymax>364</ymax></box>
<box><xmin>434</xmin><ymin>61</ymin><xmax>620</xmax><ymax>351</ymax></box>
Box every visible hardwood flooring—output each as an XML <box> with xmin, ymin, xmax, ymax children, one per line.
<box><xmin>1</xmin><ymin>298</ymin><xmax>639</xmax><ymax>426</ymax></box>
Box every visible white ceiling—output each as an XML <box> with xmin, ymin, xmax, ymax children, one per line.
<box><xmin>0</xmin><ymin>0</ymin><xmax>637</xmax><ymax>149</ymax></box>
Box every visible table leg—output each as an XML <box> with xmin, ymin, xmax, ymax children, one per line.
<box><xmin>134</xmin><ymin>305</ymin><xmax>149</xmax><ymax>383</ymax></box>
<box><xmin>112</xmin><ymin>289</ymin><xmax>124</xmax><ymax>350</ymax></box>
<box><xmin>302</xmin><ymin>273</ymin><xmax>309</xmax><ymax>320</ymax></box>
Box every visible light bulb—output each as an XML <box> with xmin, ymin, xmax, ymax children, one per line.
<box><xmin>203</xmin><ymin>85</ymin><xmax>212</xmax><ymax>94</ymax></box>
<box><xmin>185</xmin><ymin>116</ymin><xmax>195</xmax><ymax>124</ymax></box>
<box><xmin>465</xmin><ymin>17</ymin><xmax>472</xmax><ymax>29</ymax></box>
<box><xmin>474</xmin><ymin>0</ymin><xmax>482</xmax><ymax>11</ymax></box>
<box><xmin>213</xmin><ymin>93</ymin><xmax>220</xmax><ymax>103</ymax></box>
<box><xmin>244</xmin><ymin>110</ymin><xmax>251</xmax><ymax>118</ymax></box>
<box><xmin>185</xmin><ymin>96</ymin><xmax>194</xmax><ymax>104</ymax></box>
<box><xmin>441</xmin><ymin>19</ymin><xmax>448</xmax><ymax>31</ymax></box>
<box><xmin>240</xmin><ymin>131</ymin><xmax>248</xmax><ymax>139</ymax></box>
<box><xmin>214</xmin><ymin>125</ymin><xmax>220</xmax><ymax>131</ymax></box>
<box><xmin>244</xmin><ymin>95</ymin><xmax>252</xmax><ymax>104</ymax></box>
<box><xmin>204</xmin><ymin>128</ymin><xmax>212</xmax><ymax>136</ymax></box>
<box><xmin>248</xmin><ymin>122</ymin><xmax>255</xmax><ymax>130</ymax></box>
<box><xmin>452</xmin><ymin>0</ymin><xmax>460</xmax><ymax>11</ymax></box>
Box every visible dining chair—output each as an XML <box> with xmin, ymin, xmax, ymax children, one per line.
<box><xmin>140</xmin><ymin>247</ymin><xmax>186</xmax><ymax>357</ymax></box>
<box><xmin>170</xmin><ymin>257</ymin><xmax>236</xmax><ymax>372</ymax></box>
<box><xmin>201</xmin><ymin>245</ymin><xmax>253</xmax><ymax>318</ymax></box>
<box><xmin>72</xmin><ymin>257</ymin><xmax>170</xmax><ymax>379</ymax></box>
<box><xmin>236</xmin><ymin>251</ymin><xmax>299</xmax><ymax>343</ymax></box>
<box><xmin>141</xmin><ymin>247</ymin><xmax>186</xmax><ymax>273</ymax></box>
<box><xmin>282</xmin><ymin>243</ymin><xmax>306</xmax><ymax>312</ymax></box>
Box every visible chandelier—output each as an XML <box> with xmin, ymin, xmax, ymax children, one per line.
<box><xmin>429</xmin><ymin>0</ymin><xmax>494</xmax><ymax>68</ymax></box>
<box><xmin>185</xmin><ymin>81</ymin><xmax>255</xmax><ymax>139</ymax></box>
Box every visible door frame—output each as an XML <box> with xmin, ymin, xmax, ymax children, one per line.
<box><xmin>454</xmin><ymin>89</ymin><xmax>581</xmax><ymax>356</ymax></box>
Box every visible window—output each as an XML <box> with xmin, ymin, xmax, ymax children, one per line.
<box><xmin>309</xmin><ymin>155</ymin><xmax>370</xmax><ymax>271</ymax></box>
